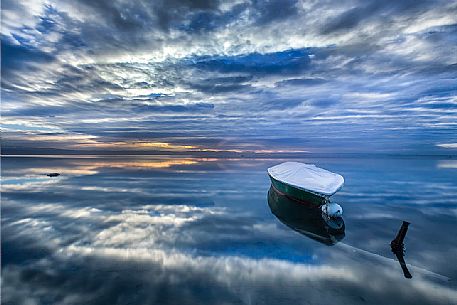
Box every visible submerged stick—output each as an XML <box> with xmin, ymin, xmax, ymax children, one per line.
<box><xmin>391</xmin><ymin>221</ymin><xmax>412</xmax><ymax>278</ymax></box>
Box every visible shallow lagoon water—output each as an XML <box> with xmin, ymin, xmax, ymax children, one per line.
<box><xmin>2</xmin><ymin>156</ymin><xmax>457</xmax><ymax>305</ymax></box>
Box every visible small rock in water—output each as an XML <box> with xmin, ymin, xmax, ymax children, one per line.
<box><xmin>46</xmin><ymin>173</ymin><xmax>60</xmax><ymax>177</ymax></box>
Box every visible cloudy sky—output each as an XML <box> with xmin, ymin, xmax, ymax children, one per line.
<box><xmin>2</xmin><ymin>0</ymin><xmax>457</xmax><ymax>154</ymax></box>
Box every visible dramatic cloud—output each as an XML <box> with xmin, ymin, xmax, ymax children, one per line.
<box><xmin>1</xmin><ymin>0</ymin><xmax>457</xmax><ymax>154</ymax></box>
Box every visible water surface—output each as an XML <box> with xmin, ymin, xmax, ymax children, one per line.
<box><xmin>2</xmin><ymin>156</ymin><xmax>457</xmax><ymax>304</ymax></box>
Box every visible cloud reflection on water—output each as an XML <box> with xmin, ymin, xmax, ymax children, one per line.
<box><xmin>2</xmin><ymin>156</ymin><xmax>457</xmax><ymax>304</ymax></box>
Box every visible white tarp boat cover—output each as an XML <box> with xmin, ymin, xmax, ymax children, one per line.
<box><xmin>268</xmin><ymin>162</ymin><xmax>344</xmax><ymax>196</ymax></box>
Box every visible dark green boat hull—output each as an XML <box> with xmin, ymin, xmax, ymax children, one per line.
<box><xmin>268</xmin><ymin>186</ymin><xmax>345</xmax><ymax>245</ymax></box>
<box><xmin>268</xmin><ymin>175</ymin><xmax>327</xmax><ymax>206</ymax></box>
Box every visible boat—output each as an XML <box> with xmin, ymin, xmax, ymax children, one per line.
<box><xmin>267</xmin><ymin>161</ymin><xmax>344</xmax><ymax>207</ymax></box>
<box><xmin>268</xmin><ymin>186</ymin><xmax>345</xmax><ymax>246</ymax></box>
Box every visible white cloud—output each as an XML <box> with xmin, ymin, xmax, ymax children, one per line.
<box><xmin>436</xmin><ymin>143</ymin><xmax>457</xmax><ymax>149</ymax></box>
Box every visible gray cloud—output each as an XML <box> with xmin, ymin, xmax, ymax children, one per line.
<box><xmin>320</xmin><ymin>0</ymin><xmax>438</xmax><ymax>35</ymax></box>
<box><xmin>1</xmin><ymin>0</ymin><xmax>457</xmax><ymax>154</ymax></box>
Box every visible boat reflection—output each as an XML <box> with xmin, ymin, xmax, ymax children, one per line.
<box><xmin>268</xmin><ymin>186</ymin><xmax>345</xmax><ymax>246</ymax></box>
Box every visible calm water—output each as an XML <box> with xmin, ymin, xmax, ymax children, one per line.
<box><xmin>2</xmin><ymin>156</ymin><xmax>457</xmax><ymax>305</ymax></box>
